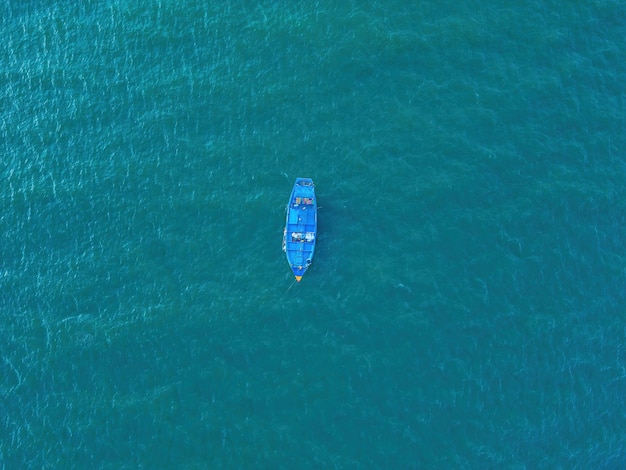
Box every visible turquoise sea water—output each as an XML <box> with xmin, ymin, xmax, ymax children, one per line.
<box><xmin>2</xmin><ymin>0</ymin><xmax>625</xmax><ymax>467</ymax></box>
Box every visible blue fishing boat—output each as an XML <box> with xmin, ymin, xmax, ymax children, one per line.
<box><xmin>282</xmin><ymin>178</ymin><xmax>317</xmax><ymax>282</ymax></box>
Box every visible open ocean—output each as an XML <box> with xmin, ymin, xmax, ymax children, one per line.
<box><xmin>2</xmin><ymin>0</ymin><xmax>625</xmax><ymax>468</ymax></box>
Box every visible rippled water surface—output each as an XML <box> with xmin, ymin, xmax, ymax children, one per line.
<box><xmin>2</xmin><ymin>1</ymin><xmax>625</xmax><ymax>467</ymax></box>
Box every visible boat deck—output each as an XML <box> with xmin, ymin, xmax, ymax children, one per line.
<box><xmin>284</xmin><ymin>178</ymin><xmax>317</xmax><ymax>279</ymax></box>
<box><xmin>285</xmin><ymin>205</ymin><xmax>315</xmax><ymax>264</ymax></box>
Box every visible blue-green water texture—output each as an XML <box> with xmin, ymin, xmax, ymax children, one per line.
<box><xmin>2</xmin><ymin>1</ymin><xmax>626</xmax><ymax>468</ymax></box>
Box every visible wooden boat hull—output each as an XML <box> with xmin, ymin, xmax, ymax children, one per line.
<box><xmin>283</xmin><ymin>178</ymin><xmax>317</xmax><ymax>281</ymax></box>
